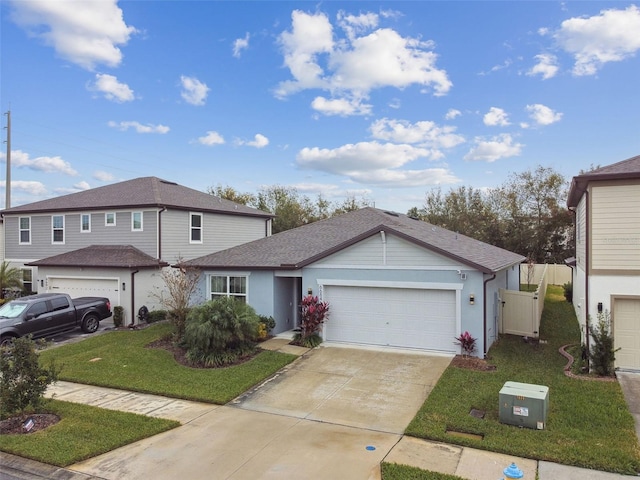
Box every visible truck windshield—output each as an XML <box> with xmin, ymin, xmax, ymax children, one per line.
<box><xmin>0</xmin><ymin>302</ymin><xmax>28</xmax><ymax>318</ymax></box>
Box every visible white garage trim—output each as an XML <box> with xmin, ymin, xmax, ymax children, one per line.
<box><xmin>320</xmin><ymin>281</ymin><xmax>461</xmax><ymax>354</ymax></box>
<box><xmin>47</xmin><ymin>276</ymin><xmax>121</xmax><ymax>307</ymax></box>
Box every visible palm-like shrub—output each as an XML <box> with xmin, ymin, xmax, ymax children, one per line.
<box><xmin>182</xmin><ymin>297</ymin><xmax>260</xmax><ymax>367</ymax></box>
<box><xmin>293</xmin><ymin>295</ymin><xmax>329</xmax><ymax>348</ymax></box>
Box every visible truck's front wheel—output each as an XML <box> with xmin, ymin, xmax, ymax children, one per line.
<box><xmin>82</xmin><ymin>315</ymin><xmax>100</xmax><ymax>333</ymax></box>
<box><xmin>0</xmin><ymin>334</ymin><xmax>17</xmax><ymax>349</ymax></box>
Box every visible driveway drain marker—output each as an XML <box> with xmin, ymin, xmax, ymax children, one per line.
<box><xmin>366</xmin><ymin>445</ymin><xmax>376</xmax><ymax>451</ymax></box>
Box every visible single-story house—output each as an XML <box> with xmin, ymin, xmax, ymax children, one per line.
<box><xmin>185</xmin><ymin>207</ymin><xmax>525</xmax><ymax>358</ymax></box>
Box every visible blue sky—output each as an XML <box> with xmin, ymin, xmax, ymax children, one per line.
<box><xmin>1</xmin><ymin>1</ymin><xmax>639</xmax><ymax>212</ymax></box>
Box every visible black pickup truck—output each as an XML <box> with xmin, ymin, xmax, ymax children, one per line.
<box><xmin>0</xmin><ymin>293</ymin><xmax>112</xmax><ymax>346</ymax></box>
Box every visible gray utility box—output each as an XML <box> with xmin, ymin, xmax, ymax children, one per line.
<box><xmin>499</xmin><ymin>381</ymin><xmax>549</xmax><ymax>430</ymax></box>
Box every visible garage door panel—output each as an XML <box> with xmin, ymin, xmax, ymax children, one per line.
<box><xmin>615</xmin><ymin>298</ymin><xmax>640</xmax><ymax>370</ymax></box>
<box><xmin>324</xmin><ymin>285</ymin><xmax>457</xmax><ymax>353</ymax></box>
<box><xmin>48</xmin><ymin>277</ymin><xmax>120</xmax><ymax>308</ymax></box>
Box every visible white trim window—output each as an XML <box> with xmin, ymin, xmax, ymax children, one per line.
<box><xmin>190</xmin><ymin>212</ymin><xmax>203</xmax><ymax>243</ymax></box>
<box><xmin>52</xmin><ymin>215</ymin><xmax>65</xmax><ymax>244</ymax></box>
<box><xmin>81</xmin><ymin>214</ymin><xmax>91</xmax><ymax>233</ymax></box>
<box><xmin>105</xmin><ymin>212</ymin><xmax>116</xmax><ymax>226</ymax></box>
<box><xmin>132</xmin><ymin>211</ymin><xmax>143</xmax><ymax>231</ymax></box>
<box><xmin>22</xmin><ymin>269</ymin><xmax>34</xmax><ymax>294</ymax></box>
<box><xmin>210</xmin><ymin>275</ymin><xmax>247</xmax><ymax>303</ymax></box>
<box><xmin>19</xmin><ymin>217</ymin><xmax>31</xmax><ymax>244</ymax></box>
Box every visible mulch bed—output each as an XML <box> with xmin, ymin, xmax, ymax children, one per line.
<box><xmin>450</xmin><ymin>354</ymin><xmax>497</xmax><ymax>372</ymax></box>
<box><xmin>146</xmin><ymin>336</ymin><xmax>260</xmax><ymax>368</ymax></box>
<box><xmin>0</xmin><ymin>413</ymin><xmax>60</xmax><ymax>435</ymax></box>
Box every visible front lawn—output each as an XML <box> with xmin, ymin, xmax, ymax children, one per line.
<box><xmin>0</xmin><ymin>399</ymin><xmax>178</xmax><ymax>466</ymax></box>
<box><xmin>406</xmin><ymin>285</ymin><xmax>640</xmax><ymax>475</ymax></box>
<box><xmin>39</xmin><ymin>323</ymin><xmax>297</xmax><ymax>404</ymax></box>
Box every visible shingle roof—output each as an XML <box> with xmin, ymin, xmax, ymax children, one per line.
<box><xmin>185</xmin><ymin>207</ymin><xmax>525</xmax><ymax>274</ymax></box>
<box><xmin>2</xmin><ymin>177</ymin><xmax>273</xmax><ymax>218</ymax></box>
<box><xmin>568</xmin><ymin>154</ymin><xmax>640</xmax><ymax>207</ymax></box>
<box><xmin>26</xmin><ymin>245</ymin><xmax>169</xmax><ymax>268</ymax></box>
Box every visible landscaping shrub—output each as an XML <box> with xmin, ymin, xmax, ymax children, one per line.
<box><xmin>589</xmin><ymin>310</ymin><xmax>619</xmax><ymax>376</ymax></box>
<box><xmin>563</xmin><ymin>282</ymin><xmax>573</xmax><ymax>303</ymax></box>
<box><xmin>113</xmin><ymin>306</ymin><xmax>124</xmax><ymax>328</ymax></box>
<box><xmin>0</xmin><ymin>336</ymin><xmax>60</xmax><ymax>418</ymax></box>
<box><xmin>293</xmin><ymin>295</ymin><xmax>329</xmax><ymax>348</ymax></box>
<box><xmin>147</xmin><ymin>309</ymin><xmax>168</xmax><ymax>323</ymax></box>
<box><xmin>181</xmin><ymin>297</ymin><xmax>260</xmax><ymax>367</ymax></box>
<box><xmin>454</xmin><ymin>331</ymin><xmax>477</xmax><ymax>357</ymax></box>
<box><xmin>258</xmin><ymin>315</ymin><xmax>276</xmax><ymax>338</ymax></box>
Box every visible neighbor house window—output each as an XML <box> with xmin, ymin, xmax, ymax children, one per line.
<box><xmin>81</xmin><ymin>214</ymin><xmax>91</xmax><ymax>232</ymax></box>
<box><xmin>105</xmin><ymin>212</ymin><xmax>116</xmax><ymax>226</ymax></box>
<box><xmin>52</xmin><ymin>215</ymin><xmax>65</xmax><ymax>243</ymax></box>
<box><xmin>22</xmin><ymin>269</ymin><xmax>33</xmax><ymax>294</ymax></box>
<box><xmin>132</xmin><ymin>212</ymin><xmax>143</xmax><ymax>231</ymax></box>
<box><xmin>19</xmin><ymin>217</ymin><xmax>31</xmax><ymax>244</ymax></box>
<box><xmin>210</xmin><ymin>275</ymin><xmax>247</xmax><ymax>303</ymax></box>
<box><xmin>190</xmin><ymin>212</ymin><xmax>203</xmax><ymax>243</ymax></box>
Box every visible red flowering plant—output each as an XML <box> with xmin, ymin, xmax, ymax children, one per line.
<box><xmin>294</xmin><ymin>295</ymin><xmax>330</xmax><ymax>348</ymax></box>
<box><xmin>454</xmin><ymin>331</ymin><xmax>477</xmax><ymax>358</ymax></box>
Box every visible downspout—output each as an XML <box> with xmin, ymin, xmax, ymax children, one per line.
<box><xmin>483</xmin><ymin>273</ymin><xmax>496</xmax><ymax>358</ymax></box>
<box><xmin>158</xmin><ymin>207</ymin><xmax>166</xmax><ymax>260</ymax></box>
<box><xmin>130</xmin><ymin>269</ymin><xmax>139</xmax><ymax>327</ymax></box>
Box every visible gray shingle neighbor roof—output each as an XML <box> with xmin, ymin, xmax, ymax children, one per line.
<box><xmin>185</xmin><ymin>207</ymin><xmax>525</xmax><ymax>274</ymax></box>
<box><xmin>1</xmin><ymin>177</ymin><xmax>272</xmax><ymax>218</ymax></box>
<box><xmin>27</xmin><ymin>245</ymin><xmax>169</xmax><ymax>268</ymax></box>
<box><xmin>568</xmin><ymin>154</ymin><xmax>640</xmax><ymax>208</ymax></box>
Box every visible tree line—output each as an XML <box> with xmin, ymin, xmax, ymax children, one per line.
<box><xmin>209</xmin><ymin>165</ymin><xmax>574</xmax><ymax>264</ymax></box>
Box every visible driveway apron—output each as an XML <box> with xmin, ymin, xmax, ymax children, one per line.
<box><xmin>66</xmin><ymin>346</ymin><xmax>452</xmax><ymax>480</ymax></box>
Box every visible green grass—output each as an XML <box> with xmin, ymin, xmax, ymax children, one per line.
<box><xmin>0</xmin><ymin>399</ymin><xmax>178</xmax><ymax>466</ymax></box>
<box><xmin>382</xmin><ymin>463</ymin><xmax>465</xmax><ymax>480</ymax></box>
<box><xmin>39</xmin><ymin>323</ymin><xmax>297</xmax><ymax>404</ymax></box>
<box><xmin>406</xmin><ymin>285</ymin><xmax>640</xmax><ymax>475</ymax></box>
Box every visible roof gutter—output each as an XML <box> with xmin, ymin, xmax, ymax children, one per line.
<box><xmin>483</xmin><ymin>273</ymin><xmax>496</xmax><ymax>357</ymax></box>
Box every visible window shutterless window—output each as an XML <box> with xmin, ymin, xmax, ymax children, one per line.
<box><xmin>190</xmin><ymin>212</ymin><xmax>203</xmax><ymax>243</ymax></box>
<box><xmin>22</xmin><ymin>269</ymin><xmax>33</xmax><ymax>293</ymax></box>
<box><xmin>132</xmin><ymin>212</ymin><xmax>143</xmax><ymax>231</ymax></box>
<box><xmin>210</xmin><ymin>275</ymin><xmax>247</xmax><ymax>303</ymax></box>
<box><xmin>81</xmin><ymin>214</ymin><xmax>91</xmax><ymax>232</ymax></box>
<box><xmin>52</xmin><ymin>215</ymin><xmax>65</xmax><ymax>243</ymax></box>
<box><xmin>105</xmin><ymin>212</ymin><xmax>116</xmax><ymax>226</ymax></box>
<box><xmin>19</xmin><ymin>217</ymin><xmax>31</xmax><ymax>244</ymax></box>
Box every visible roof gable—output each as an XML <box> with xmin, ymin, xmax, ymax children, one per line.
<box><xmin>568</xmin><ymin>154</ymin><xmax>640</xmax><ymax>207</ymax></box>
<box><xmin>2</xmin><ymin>177</ymin><xmax>272</xmax><ymax>218</ymax></box>
<box><xmin>186</xmin><ymin>207</ymin><xmax>525</xmax><ymax>274</ymax></box>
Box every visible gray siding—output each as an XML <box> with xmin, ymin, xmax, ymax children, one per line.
<box><xmin>313</xmin><ymin>233</ymin><xmax>461</xmax><ymax>267</ymax></box>
<box><xmin>161</xmin><ymin>209</ymin><xmax>266</xmax><ymax>262</ymax></box>
<box><xmin>4</xmin><ymin>211</ymin><xmax>158</xmax><ymax>260</ymax></box>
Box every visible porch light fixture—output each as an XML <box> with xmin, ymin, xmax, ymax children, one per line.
<box><xmin>469</xmin><ymin>294</ymin><xmax>475</xmax><ymax>305</ymax></box>
<box><xmin>122</xmin><ymin>282</ymin><xmax>126</xmax><ymax>292</ymax></box>
<box><xmin>307</xmin><ymin>287</ymin><xmax>313</xmax><ymax>295</ymax></box>
<box><xmin>597</xmin><ymin>302</ymin><xmax>603</xmax><ymax>313</ymax></box>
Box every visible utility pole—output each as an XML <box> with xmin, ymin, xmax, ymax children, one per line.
<box><xmin>4</xmin><ymin>110</ymin><xmax>10</xmax><ymax>209</ymax></box>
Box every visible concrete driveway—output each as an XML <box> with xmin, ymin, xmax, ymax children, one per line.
<box><xmin>67</xmin><ymin>346</ymin><xmax>451</xmax><ymax>480</ymax></box>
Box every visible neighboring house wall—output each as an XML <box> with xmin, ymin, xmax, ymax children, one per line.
<box><xmin>160</xmin><ymin>210</ymin><xmax>267</xmax><ymax>262</ymax></box>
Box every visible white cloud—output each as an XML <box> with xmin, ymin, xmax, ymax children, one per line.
<box><xmin>369</xmin><ymin>118</ymin><xmax>464</xmax><ymax>155</ymax></box>
<box><xmin>9</xmin><ymin>0</ymin><xmax>136</xmax><ymax>70</ymax></box>
<box><xmin>89</xmin><ymin>74</ymin><xmax>134</xmax><ymax>102</ymax></box>
<box><xmin>180</xmin><ymin>75</ymin><xmax>210</xmax><ymax>106</ymax></box>
<box><xmin>197</xmin><ymin>131</ymin><xmax>225</xmax><ymax>146</ymax></box>
<box><xmin>311</xmin><ymin>96</ymin><xmax>372</xmax><ymax>116</ymax></box>
<box><xmin>2</xmin><ymin>149</ymin><xmax>77</xmax><ymax>175</ymax></box>
<box><xmin>246</xmin><ymin>134</ymin><xmax>270</xmax><ymax>148</ymax></box>
<box><xmin>93</xmin><ymin>171</ymin><xmax>114</xmax><ymax>182</ymax></box>
<box><xmin>296</xmin><ymin>141</ymin><xmax>459</xmax><ymax>187</ymax></box>
<box><xmin>464</xmin><ymin>134</ymin><xmax>523</xmax><ymax>162</ymax></box>
<box><xmin>233</xmin><ymin>33</ymin><xmax>250</xmax><ymax>58</ymax></box>
<box><xmin>445</xmin><ymin>109</ymin><xmax>461</xmax><ymax>120</ymax></box>
<box><xmin>0</xmin><ymin>180</ymin><xmax>47</xmax><ymax>196</ymax></box>
<box><xmin>527</xmin><ymin>53</ymin><xmax>559</xmax><ymax>80</ymax></box>
<box><xmin>108</xmin><ymin>120</ymin><xmax>169</xmax><ymax>134</ymax></box>
<box><xmin>554</xmin><ymin>5</ymin><xmax>640</xmax><ymax>76</ymax></box>
<box><xmin>275</xmin><ymin>10</ymin><xmax>451</xmax><ymax>114</ymax></box>
<box><xmin>526</xmin><ymin>104</ymin><xmax>563</xmax><ymax>125</ymax></box>
<box><xmin>483</xmin><ymin>107</ymin><xmax>510</xmax><ymax>127</ymax></box>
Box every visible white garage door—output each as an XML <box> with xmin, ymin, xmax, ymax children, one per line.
<box><xmin>48</xmin><ymin>277</ymin><xmax>120</xmax><ymax>308</ymax></box>
<box><xmin>323</xmin><ymin>286</ymin><xmax>457</xmax><ymax>353</ymax></box>
<box><xmin>614</xmin><ymin>298</ymin><xmax>640</xmax><ymax>370</ymax></box>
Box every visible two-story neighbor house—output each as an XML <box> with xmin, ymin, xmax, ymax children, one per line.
<box><xmin>567</xmin><ymin>154</ymin><xmax>640</xmax><ymax>371</ymax></box>
<box><xmin>1</xmin><ymin>177</ymin><xmax>273</xmax><ymax>324</ymax></box>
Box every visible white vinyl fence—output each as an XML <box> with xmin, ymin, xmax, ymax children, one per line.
<box><xmin>520</xmin><ymin>263</ymin><xmax>571</xmax><ymax>286</ymax></box>
<box><xmin>500</xmin><ymin>264</ymin><xmax>550</xmax><ymax>338</ymax></box>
